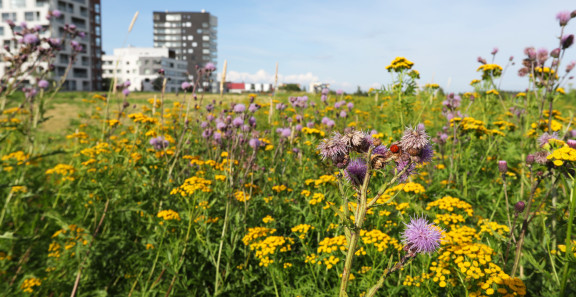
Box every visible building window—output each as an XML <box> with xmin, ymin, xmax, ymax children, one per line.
<box><xmin>196</xmin><ymin>29</ymin><xmax>202</xmax><ymax>34</ymax></box>
<box><xmin>202</xmin><ymin>35</ymin><xmax>209</xmax><ymax>41</ymax></box>
<box><xmin>94</xmin><ymin>3</ymin><xmax>100</xmax><ymax>13</ymax></box>
<box><xmin>0</xmin><ymin>0</ymin><xmax>2</xmax><ymax>9</ymax></box>
<box><xmin>166</xmin><ymin>14</ymin><xmax>181</xmax><ymax>21</ymax></box>
<box><xmin>11</xmin><ymin>0</ymin><xmax>26</xmax><ymax>8</ymax></box>
<box><xmin>36</xmin><ymin>0</ymin><xmax>48</xmax><ymax>7</ymax></box>
<box><xmin>192</xmin><ymin>42</ymin><xmax>197</xmax><ymax>47</ymax></box>
<box><xmin>202</xmin><ymin>22</ymin><xmax>208</xmax><ymax>28</ymax></box>
<box><xmin>2</xmin><ymin>13</ymin><xmax>16</xmax><ymax>21</ymax></box>
<box><xmin>185</xmin><ymin>22</ymin><xmax>192</xmax><ymax>27</ymax></box>
<box><xmin>188</xmin><ymin>35</ymin><xmax>194</xmax><ymax>40</ymax></box>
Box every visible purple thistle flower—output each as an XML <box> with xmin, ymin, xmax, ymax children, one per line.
<box><xmin>200</xmin><ymin>121</ymin><xmax>209</xmax><ymax>129</ymax></box>
<box><xmin>344</xmin><ymin>158</ymin><xmax>368</xmax><ymax>186</ymax></box>
<box><xmin>51</xmin><ymin>10</ymin><xmax>62</xmax><ymax>18</ymax></box>
<box><xmin>399</xmin><ymin>124</ymin><xmax>430</xmax><ymax>151</ymax></box>
<box><xmin>418</xmin><ymin>143</ymin><xmax>434</xmax><ymax>163</ymax></box>
<box><xmin>213</xmin><ymin>132</ymin><xmax>222</xmax><ymax>142</ymax></box>
<box><xmin>551</xmin><ymin>48</ymin><xmax>561</xmax><ymax>58</ymax></box>
<box><xmin>276</xmin><ymin>103</ymin><xmax>286</xmax><ymax>110</ymax></box>
<box><xmin>232</xmin><ymin>117</ymin><xmax>243</xmax><ymax>128</ymax></box>
<box><xmin>122</xmin><ymin>88</ymin><xmax>130</xmax><ymax>97</ymax></box>
<box><xmin>248</xmin><ymin>138</ymin><xmax>260</xmax><ymax>150</ymax></box>
<box><xmin>205</xmin><ymin>62</ymin><xmax>216</xmax><ymax>71</ymax></box>
<box><xmin>402</xmin><ymin>216</ymin><xmax>443</xmax><ymax>254</ymax></box>
<box><xmin>249</xmin><ymin>103</ymin><xmax>259</xmax><ymax>112</ymax></box>
<box><xmin>557</xmin><ymin>11</ymin><xmax>571</xmax><ymax>26</ymax></box>
<box><xmin>124</xmin><ymin>80</ymin><xmax>131</xmax><ymax>87</ymax></box>
<box><xmin>321</xmin><ymin>95</ymin><xmax>327</xmax><ymax>103</ymax></box>
<box><xmin>181</xmin><ymin>81</ymin><xmax>191</xmax><ymax>89</ymax></box>
<box><xmin>22</xmin><ymin>34</ymin><xmax>39</xmax><ymax>45</ymax></box>
<box><xmin>38</xmin><ymin>80</ymin><xmax>49</xmax><ymax>89</ymax></box>
<box><xmin>373</xmin><ymin>145</ymin><xmax>388</xmax><ymax>155</ymax></box>
<box><xmin>307</xmin><ymin>121</ymin><xmax>315</xmax><ymax>128</ymax></box>
<box><xmin>279</xmin><ymin>128</ymin><xmax>291</xmax><ymax>138</ymax></box>
<box><xmin>216</xmin><ymin>121</ymin><xmax>226</xmax><ymax>131</ymax></box>
<box><xmin>322</xmin><ymin>88</ymin><xmax>329</xmax><ymax>95</ymax></box>
<box><xmin>562</xmin><ymin>34</ymin><xmax>574</xmax><ymax>49</ymax></box>
<box><xmin>149</xmin><ymin>136</ymin><xmax>169</xmax><ymax>150</ymax></box>
<box><xmin>233</xmin><ymin>103</ymin><xmax>246</xmax><ymax>113</ymax></box>
<box><xmin>201</xmin><ymin>129</ymin><xmax>213</xmax><ymax>139</ymax></box>
<box><xmin>566</xmin><ymin>139</ymin><xmax>576</xmax><ymax>149</ymax></box>
<box><xmin>395</xmin><ymin>158</ymin><xmax>416</xmax><ymax>183</ymax></box>
<box><xmin>498</xmin><ymin>160</ymin><xmax>508</xmax><ymax>173</ymax></box>
<box><xmin>321</xmin><ymin>117</ymin><xmax>331</xmax><ymax>125</ymax></box>
<box><xmin>347</xmin><ymin>102</ymin><xmax>354</xmax><ymax>111</ymax></box>
<box><xmin>491</xmin><ymin>47</ymin><xmax>499</xmax><ymax>55</ymax></box>
<box><xmin>249</xmin><ymin>116</ymin><xmax>257</xmax><ymax>127</ymax></box>
<box><xmin>339</xmin><ymin>110</ymin><xmax>347</xmax><ymax>118</ymax></box>
<box><xmin>326</xmin><ymin>120</ymin><xmax>335</xmax><ymax>128</ymax></box>
<box><xmin>317</xmin><ymin>132</ymin><xmax>349</xmax><ymax>161</ymax></box>
<box><xmin>538</xmin><ymin>132</ymin><xmax>559</xmax><ymax>147</ymax></box>
<box><xmin>295</xmin><ymin>124</ymin><xmax>303</xmax><ymax>131</ymax></box>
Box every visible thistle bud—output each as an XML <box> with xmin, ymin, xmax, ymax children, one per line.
<box><xmin>526</xmin><ymin>154</ymin><xmax>535</xmax><ymax>165</ymax></box>
<box><xmin>498</xmin><ymin>160</ymin><xmax>508</xmax><ymax>173</ymax></box>
<box><xmin>551</xmin><ymin>48</ymin><xmax>561</xmax><ymax>58</ymax></box>
<box><xmin>514</xmin><ymin>201</ymin><xmax>526</xmax><ymax>213</ymax></box>
<box><xmin>567</xmin><ymin>139</ymin><xmax>576</xmax><ymax>149</ymax></box>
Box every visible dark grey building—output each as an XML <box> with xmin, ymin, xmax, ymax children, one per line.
<box><xmin>153</xmin><ymin>10</ymin><xmax>217</xmax><ymax>79</ymax></box>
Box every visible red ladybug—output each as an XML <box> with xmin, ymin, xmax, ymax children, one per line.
<box><xmin>390</xmin><ymin>144</ymin><xmax>400</xmax><ymax>153</ymax></box>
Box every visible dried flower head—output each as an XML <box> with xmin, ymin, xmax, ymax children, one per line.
<box><xmin>533</xmin><ymin>151</ymin><xmax>550</xmax><ymax>165</ymax></box>
<box><xmin>402</xmin><ymin>216</ymin><xmax>443</xmax><ymax>255</ymax></box>
<box><xmin>317</xmin><ymin>132</ymin><xmax>350</xmax><ymax>168</ymax></box>
<box><xmin>399</xmin><ymin>124</ymin><xmax>430</xmax><ymax>152</ymax></box>
<box><xmin>341</xmin><ymin>130</ymin><xmax>372</xmax><ymax>153</ymax></box>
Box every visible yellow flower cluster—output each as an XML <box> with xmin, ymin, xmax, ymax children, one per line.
<box><xmin>477</xmin><ymin>219</ymin><xmax>509</xmax><ymax>237</ymax></box>
<box><xmin>486</xmin><ymin>89</ymin><xmax>499</xmax><ymax>96</ymax></box>
<box><xmin>309</xmin><ymin>193</ymin><xmax>325</xmax><ymax>205</ymax></box>
<box><xmin>20</xmin><ymin>277</ymin><xmax>42</xmax><ymax>293</ymax></box>
<box><xmin>470</xmin><ymin>79</ymin><xmax>481</xmax><ymax>85</ymax></box>
<box><xmin>403</xmin><ymin>272</ymin><xmax>432</xmax><ymax>287</ymax></box>
<box><xmin>318</xmin><ymin>235</ymin><xmax>347</xmax><ymax>253</ymax></box>
<box><xmin>305</xmin><ymin>174</ymin><xmax>337</xmax><ymax>186</ymax></box>
<box><xmin>450</xmin><ymin>117</ymin><xmax>505</xmax><ymax>137</ymax></box>
<box><xmin>477</xmin><ymin>64</ymin><xmax>503</xmax><ymax>79</ymax></box>
<box><xmin>302</xmin><ymin>127</ymin><xmax>325</xmax><ymax>137</ymax></box>
<box><xmin>242</xmin><ymin>227</ymin><xmax>276</xmax><ymax>246</ymax></box>
<box><xmin>128</xmin><ymin>113</ymin><xmax>159</xmax><ymax>124</ymax></box>
<box><xmin>324</xmin><ymin>255</ymin><xmax>340</xmax><ymax>269</ymax></box>
<box><xmin>262</xmin><ymin>215</ymin><xmax>275</xmax><ymax>223</ymax></box>
<box><xmin>170</xmin><ymin>176</ymin><xmax>212</xmax><ymax>197</ymax></box>
<box><xmin>386</xmin><ymin>182</ymin><xmax>426</xmax><ymax>195</ymax></box>
<box><xmin>360</xmin><ymin>229</ymin><xmax>402</xmax><ymax>252</ymax></box>
<box><xmin>492</xmin><ymin>121</ymin><xmax>516</xmax><ymax>131</ymax></box>
<box><xmin>234</xmin><ymin>190</ymin><xmax>250</xmax><ymax>202</ymax></box>
<box><xmin>248</xmin><ymin>235</ymin><xmax>294</xmax><ymax>267</ymax></box>
<box><xmin>424</xmin><ymin>83</ymin><xmax>440</xmax><ymax>89</ymax></box>
<box><xmin>272</xmin><ymin>184</ymin><xmax>288</xmax><ymax>192</ymax></box>
<box><xmin>10</xmin><ymin>186</ymin><xmax>27</xmax><ymax>193</ymax></box>
<box><xmin>49</xmin><ymin>224</ymin><xmax>89</xmax><ymax>258</ymax></box>
<box><xmin>434</xmin><ymin>213</ymin><xmax>466</xmax><ymax>226</ymax></box>
<box><xmin>527</xmin><ymin>119</ymin><xmax>563</xmax><ymax>135</ymax></box>
<box><xmin>291</xmin><ymin>224</ymin><xmax>314</xmax><ymax>239</ymax></box>
<box><xmin>45</xmin><ymin>164</ymin><xmax>76</xmax><ymax>181</ymax></box>
<box><xmin>2</xmin><ymin>151</ymin><xmax>30</xmax><ymax>165</ymax></box>
<box><xmin>547</xmin><ymin>145</ymin><xmax>576</xmax><ymax>166</ymax></box>
<box><xmin>386</xmin><ymin>57</ymin><xmax>415</xmax><ymax>72</ymax></box>
<box><xmin>427</xmin><ymin>196</ymin><xmax>474</xmax><ymax>216</ymax></box>
<box><xmin>80</xmin><ymin>142</ymin><xmax>110</xmax><ymax>158</ymax></box>
<box><xmin>157</xmin><ymin>209</ymin><xmax>181</xmax><ymax>221</ymax></box>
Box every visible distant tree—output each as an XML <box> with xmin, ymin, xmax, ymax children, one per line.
<box><xmin>101</xmin><ymin>77</ymin><xmax>113</xmax><ymax>92</ymax></box>
<box><xmin>279</xmin><ymin>84</ymin><xmax>301</xmax><ymax>92</ymax></box>
<box><xmin>354</xmin><ymin>86</ymin><xmax>367</xmax><ymax>96</ymax></box>
<box><xmin>152</xmin><ymin>76</ymin><xmax>164</xmax><ymax>91</ymax></box>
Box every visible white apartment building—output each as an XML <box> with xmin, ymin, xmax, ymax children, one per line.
<box><xmin>102</xmin><ymin>47</ymin><xmax>188</xmax><ymax>93</ymax></box>
<box><xmin>0</xmin><ymin>0</ymin><xmax>103</xmax><ymax>91</ymax></box>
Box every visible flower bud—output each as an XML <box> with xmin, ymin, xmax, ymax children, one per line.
<box><xmin>567</xmin><ymin>139</ymin><xmax>576</xmax><ymax>149</ymax></box>
<box><xmin>514</xmin><ymin>201</ymin><xmax>526</xmax><ymax>213</ymax></box>
<box><xmin>551</xmin><ymin>48</ymin><xmax>561</xmax><ymax>58</ymax></box>
<box><xmin>498</xmin><ymin>160</ymin><xmax>508</xmax><ymax>173</ymax></box>
<box><xmin>562</xmin><ymin>34</ymin><xmax>574</xmax><ymax>49</ymax></box>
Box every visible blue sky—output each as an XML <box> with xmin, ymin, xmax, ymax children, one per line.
<box><xmin>102</xmin><ymin>0</ymin><xmax>576</xmax><ymax>93</ymax></box>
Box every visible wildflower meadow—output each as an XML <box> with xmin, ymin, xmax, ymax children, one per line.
<box><xmin>2</xmin><ymin>8</ymin><xmax>576</xmax><ymax>297</ymax></box>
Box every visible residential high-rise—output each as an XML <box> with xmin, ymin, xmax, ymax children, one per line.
<box><xmin>0</xmin><ymin>0</ymin><xmax>102</xmax><ymax>91</ymax></box>
<box><xmin>152</xmin><ymin>10</ymin><xmax>217</xmax><ymax>81</ymax></box>
<box><xmin>102</xmin><ymin>47</ymin><xmax>188</xmax><ymax>92</ymax></box>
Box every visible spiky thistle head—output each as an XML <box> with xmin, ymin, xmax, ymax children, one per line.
<box><xmin>402</xmin><ymin>216</ymin><xmax>443</xmax><ymax>255</ymax></box>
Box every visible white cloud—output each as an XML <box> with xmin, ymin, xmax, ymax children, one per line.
<box><xmin>223</xmin><ymin>69</ymin><xmax>320</xmax><ymax>87</ymax></box>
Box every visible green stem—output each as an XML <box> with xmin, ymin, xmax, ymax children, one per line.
<box><xmin>214</xmin><ymin>197</ymin><xmax>231</xmax><ymax>296</ymax></box>
<box><xmin>560</xmin><ymin>174</ymin><xmax>576</xmax><ymax>296</ymax></box>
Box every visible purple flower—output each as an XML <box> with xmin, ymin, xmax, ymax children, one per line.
<box><xmin>122</xmin><ymin>88</ymin><xmax>130</xmax><ymax>97</ymax></box>
<box><xmin>395</xmin><ymin>158</ymin><xmax>416</xmax><ymax>183</ymax></box>
<box><xmin>232</xmin><ymin>117</ymin><xmax>243</xmax><ymax>128</ymax></box>
<box><xmin>205</xmin><ymin>62</ymin><xmax>216</xmax><ymax>71</ymax></box>
<box><xmin>562</xmin><ymin>34</ymin><xmax>574</xmax><ymax>49</ymax></box>
<box><xmin>373</xmin><ymin>145</ymin><xmax>388</xmax><ymax>155</ymax></box>
<box><xmin>491</xmin><ymin>47</ymin><xmax>499</xmax><ymax>55</ymax></box>
<box><xmin>321</xmin><ymin>117</ymin><xmax>331</xmax><ymax>125</ymax></box>
<box><xmin>538</xmin><ymin>132</ymin><xmax>559</xmax><ymax>147</ymax></box>
<box><xmin>276</xmin><ymin>103</ymin><xmax>286</xmax><ymax>110</ymax></box>
<box><xmin>149</xmin><ymin>136</ymin><xmax>169</xmax><ymax>150</ymax></box>
<box><xmin>402</xmin><ymin>216</ymin><xmax>443</xmax><ymax>255</ymax></box>
<box><xmin>344</xmin><ymin>158</ymin><xmax>368</xmax><ymax>186</ymax></box>
<box><xmin>347</xmin><ymin>102</ymin><xmax>354</xmax><ymax>111</ymax></box>
<box><xmin>233</xmin><ymin>104</ymin><xmax>246</xmax><ymax>113</ymax></box>
<box><xmin>321</xmin><ymin>95</ymin><xmax>327</xmax><ymax>103</ymax></box>
<box><xmin>339</xmin><ymin>111</ymin><xmax>347</xmax><ymax>118</ymax></box>
<box><xmin>566</xmin><ymin>61</ymin><xmax>576</xmax><ymax>73</ymax></box>
<box><xmin>295</xmin><ymin>124</ymin><xmax>303</xmax><ymax>131</ymax></box>
<box><xmin>279</xmin><ymin>128</ymin><xmax>291</xmax><ymax>138</ymax></box>
<box><xmin>201</xmin><ymin>129</ymin><xmax>213</xmax><ymax>139</ymax></box>
<box><xmin>38</xmin><ymin>80</ymin><xmax>49</xmax><ymax>89</ymax></box>
<box><xmin>336</xmin><ymin>89</ymin><xmax>343</xmax><ymax>95</ymax></box>
<box><xmin>317</xmin><ymin>132</ymin><xmax>349</xmax><ymax>161</ymax></box>
<box><xmin>321</xmin><ymin>88</ymin><xmax>329</xmax><ymax>95</ymax></box>
<box><xmin>51</xmin><ymin>10</ymin><xmax>62</xmax><ymax>18</ymax></box>
<box><xmin>498</xmin><ymin>160</ymin><xmax>508</xmax><ymax>173</ymax></box>
<box><xmin>200</xmin><ymin>121</ymin><xmax>208</xmax><ymax>128</ymax></box>
<box><xmin>537</xmin><ymin>48</ymin><xmax>548</xmax><ymax>65</ymax></box>
<box><xmin>399</xmin><ymin>124</ymin><xmax>430</xmax><ymax>151</ymax></box>
<box><xmin>181</xmin><ymin>81</ymin><xmax>191</xmax><ymax>89</ymax></box>
<box><xmin>326</xmin><ymin>120</ymin><xmax>335</xmax><ymax>128</ymax></box>
<box><xmin>525</xmin><ymin>47</ymin><xmax>536</xmax><ymax>59</ymax></box>
<box><xmin>124</xmin><ymin>80</ymin><xmax>131</xmax><ymax>87</ymax></box>
<box><xmin>206</xmin><ymin>114</ymin><xmax>215</xmax><ymax>122</ymax></box>
<box><xmin>213</xmin><ymin>132</ymin><xmax>222</xmax><ymax>142</ymax></box>
<box><xmin>22</xmin><ymin>34</ymin><xmax>39</xmax><ymax>45</ymax></box>
<box><xmin>551</xmin><ymin>48</ymin><xmax>561</xmax><ymax>58</ymax></box>
<box><xmin>557</xmin><ymin>11</ymin><xmax>571</xmax><ymax>26</ymax></box>
<box><xmin>249</xmin><ymin>116</ymin><xmax>256</xmax><ymax>127</ymax></box>
<box><xmin>249</xmin><ymin>103</ymin><xmax>259</xmax><ymax>112</ymax></box>
<box><xmin>216</xmin><ymin>121</ymin><xmax>226</xmax><ymax>131</ymax></box>
<box><xmin>514</xmin><ymin>201</ymin><xmax>526</xmax><ymax>213</ymax></box>
<box><xmin>249</xmin><ymin>138</ymin><xmax>260</xmax><ymax>150</ymax></box>
<box><xmin>567</xmin><ymin>139</ymin><xmax>576</xmax><ymax>149</ymax></box>
<box><xmin>307</xmin><ymin>121</ymin><xmax>315</xmax><ymax>128</ymax></box>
